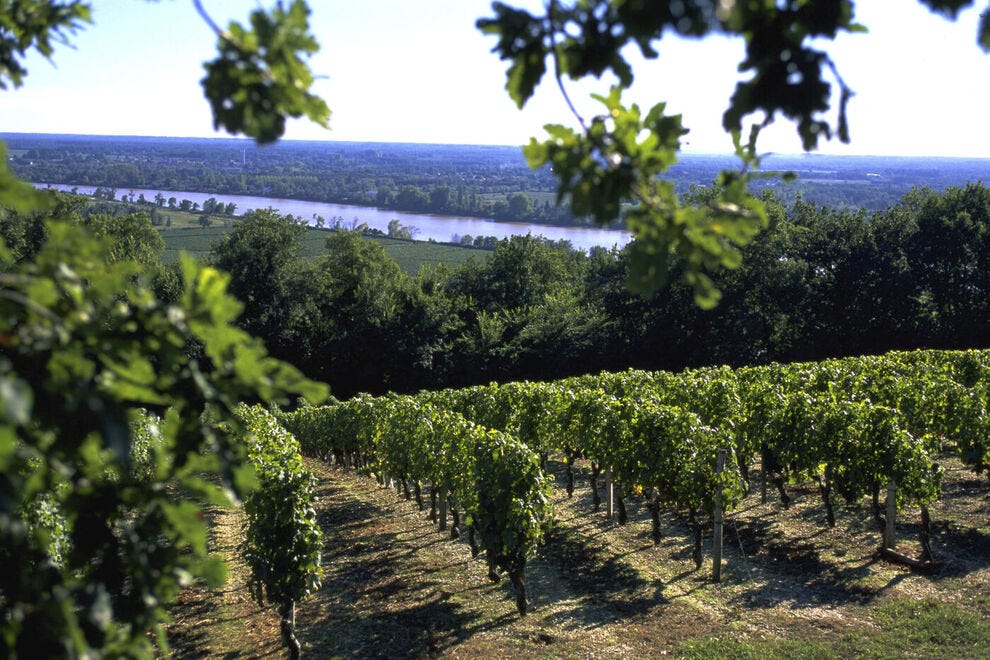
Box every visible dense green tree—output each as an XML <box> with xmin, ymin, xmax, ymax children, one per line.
<box><xmin>296</xmin><ymin>231</ymin><xmax>413</xmax><ymax>396</ymax></box>
<box><xmin>0</xmin><ymin>190</ymin><xmax>84</xmax><ymax>263</ymax></box>
<box><xmin>506</xmin><ymin>287</ymin><xmax>612</xmax><ymax>380</ymax></box>
<box><xmin>430</xmin><ymin>185</ymin><xmax>453</xmax><ymax>213</ymax></box>
<box><xmin>900</xmin><ymin>183</ymin><xmax>990</xmax><ymax>347</ymax></box>
<box><xmin>387</xmin><ymin>218</ymin><xmax>413</xmax><ymax>239</ymax></box>
<box><xmin>449</xmin><ymin>234</ymin><xmax>581</xmax><ymax>311</ymax></box>
<box><xmin>209</xmin><ymin>208</ymin><xmax>307</xmax><ymax>347</ymax></box>
<box><xmin>81</xmin><ymin>211</ymin><xmax>164</xmax><ymax>266</ymax></box>
<box><xmin>507</xmin><ymin>192</ymin><xmax>532</xmax><ymax>218</ymax></box>
<box><xmin>395</xmin><ymin>185</ymin><xmax>431</xmax><ymax>213</ymax></box>
<box><xmin>444</xmin><ymin>235</ymin><xmax>604</xmax><ymax>382</ymax></box>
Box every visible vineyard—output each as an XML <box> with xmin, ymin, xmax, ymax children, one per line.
<box><xmin>161</xmin><ymin>348</ymin><xmax>990</xmax><ymax>655</ymax></box>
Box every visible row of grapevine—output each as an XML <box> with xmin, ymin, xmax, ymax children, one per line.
<box><xmin>16</xmin><ymin>405</ymin><xmax>325</xmax><ymax>657</ymax></box>
<box><xmin>235</xmin><ymin>405</ymin><xmax>323</xmax><ymax>658</ymax></box>
<box><xmin>265</xmin><ymin>347</ymin><xmax>986</xmax><ymax>617</ymax></box>
<box><xmin>414</xmin><ymin>349</ymin><xmax>989</xmax><ymax>559</ymax></box>
<box><xmin>17</xmin><ymin>404</ymin><xmax>168</xmax><ymax>574</ymax></box>
<box><xmin>410</xmin><ymin>382</ymin><xmax>748</xmax><ymax>569</ymax></box>
<box><xmin>279</xmin><ymin>396</ymin><xmax>553</xmax><ymax>615</ymax></box>
<box><xmin>570</xmin><ymin>349</ymin><xmax>988</xmax><ymax>504</ymax></box>
<box><xmin>733</xmin><ymin>349</ymin><xmax>990</xmax><ymax>487</ymax></box>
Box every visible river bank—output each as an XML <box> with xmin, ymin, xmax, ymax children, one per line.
<box><xmin>37</xmin><ymin>183</ymin><xmax>632</xmax><ymax>251</ymax></box>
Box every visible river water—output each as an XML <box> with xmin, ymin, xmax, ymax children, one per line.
<box><xmin>38</xmin><ymin>184</ymin><xmax>632</xmax><ymax>251</ymax></box>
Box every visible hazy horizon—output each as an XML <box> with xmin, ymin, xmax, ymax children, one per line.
<box><xmin>6</xmin><ymin>131</ymin><xmax>990</xmax><ymax>164</ymax></box>
<box><xmin>0</xmin><ymin>1</ymin><xmax>988</xmax><ymax>159</ymax></box>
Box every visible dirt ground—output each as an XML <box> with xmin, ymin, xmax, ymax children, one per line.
<box><xmin>167</xmin><ymin>454</ymin><xmax>990</xmax><ymax>658</ymax></box>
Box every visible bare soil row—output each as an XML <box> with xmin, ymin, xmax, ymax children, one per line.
<box><xmin>170</xmin><ymin>455</ymin><xmax>990</xmax><ymax>658</ymax></box>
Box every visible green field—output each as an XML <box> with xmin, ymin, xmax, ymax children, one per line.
<box><xmin>160</xmin><ymin>225</ymin><xmax>489</xmax><ymax>275</ymax></box>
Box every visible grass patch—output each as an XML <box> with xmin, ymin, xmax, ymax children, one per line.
<box><xmin>363</xmin><ymin>235</ymin><xmax>488</xmax><ymax>274</ymax></box>
<box><xmin>675</xmin><ymin>636</ymin><xmax>838</xmax><ymax>659</ymax></box>
<box><xmin>865</xmin><ymin>597</ymin><xmax>990</xmax><ymax>657</ymax></box>
<box><xmin>673</xmin><ymin>593</ymin><xmax>990</xmax><ymax>659</ymax></box>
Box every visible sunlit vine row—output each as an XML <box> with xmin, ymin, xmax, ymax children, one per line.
<box><xmin>236</xmin><ymin>404</ymin><xmax>323</xmax><ymax>656</ymax></box>
<box><xmin>418</xmin><ymin>349</ymin><xmax>989</xmax><ymax>542</ymax></box>
<box><xmin>278</xmin><ymin>396</ymin><xmax>553</xmax><ymax>615</ymax></box>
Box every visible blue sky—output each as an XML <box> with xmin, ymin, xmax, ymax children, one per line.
<box><xmin>1</xmin><ymin>0</ymin><xmax>989</xmax><ymax>157</ymax></box>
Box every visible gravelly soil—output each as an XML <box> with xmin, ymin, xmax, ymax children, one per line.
<box><xmin>167</xmin><ymin>454</ymin><xmax>990</xmax><ymax>658</ymax></box>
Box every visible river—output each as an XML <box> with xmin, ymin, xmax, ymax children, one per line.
<box><xmin>37</xmin><ymin>184</ymin><xmax>632</xmax><ymax>252</ymax></box>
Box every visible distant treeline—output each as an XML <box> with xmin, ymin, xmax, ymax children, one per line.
<box><xmin>7</xmin><ymin>135</ymin><xmax>987</xmax><ymax>228</ymax></box>
<box><xmin>8</xmin><ymin>135</ymin><xmax>588</xmax><ymax>225</ymax></box>
<box><xmin>7</xmin><ymin>182</ymin><xmax>987</xmax><ymax>399</ymax></box>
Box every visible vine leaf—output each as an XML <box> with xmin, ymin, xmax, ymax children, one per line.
<box><xmin>201</xmin><ymin>0</ymin><xmax>330</xmax><ymax>144</ymax></box>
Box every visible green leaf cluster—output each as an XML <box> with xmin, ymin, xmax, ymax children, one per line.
<box><xmin>480</xmin><ymin>0</ymin><xmax>990</xmax><ymax>305</ymax></box>
<box><xmin>201</xmin><ymin>0</ymin><xmax>330</xmax><ymax>144</ymax></box>
<box><xmin>280</xmin><ymin>394</ymin><xmax>554</xmax><ymax>616</ymax></box>
<box><xmin>236</xmin><ymin>404</ymin><xmax>322</xmax><ymax>654</ymax></box>
<box><xmin>0</xmin><ymin>143</ymin><xmax>52</xmax><ymax>213</ymax></box>
<box><xmin>523</xmin><ymin>86</ymin><xmax>768</xmax><ymax>307</ymax></box>
<box><xmin>473</xmin><ymin>428</ymin><xmax>554</xmax><ymax>601</ymax></box>
<box><xmin>0</xmin><ymin>0</ymin><xmax>90</xmax><ymax>91</ymax></box>
<box><xmin>429</xmin><ymin>348</ymin><xmax>981</xmax><ymax>540</ymax></box>
<box><xmin>0</xmin><ymin>221</ymin><xmax>326</xmax><ymax>657</ymax></box>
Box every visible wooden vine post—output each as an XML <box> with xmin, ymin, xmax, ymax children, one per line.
<box><xmin>885</xmin><ymin>476</ymin><xmax>896</xmax><ymax>550</ymax></box>
<box><xmin>712</xmin><ymin>448</ymin><xmax>726</xmax><ymax>583</ymax></box>
<box><xmin>605</xmin><ymin>467</ymin><xmax>614</xmax><ymax>519</ymax></box>
<box><xmin>439</xmin><ymin>486</ymin><xmax>448</xmax><ymax>531</ymax></box>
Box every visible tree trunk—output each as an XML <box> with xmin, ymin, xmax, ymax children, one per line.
<box><xmin>884</xmin><ymin>477</ymin><xmax>897</xmax><ymax>550</ymax></box>
<box><xmin>762</xmin><ymin>445</ymin><xmax>790</xmax><ymax>507</ymax></box>
<box><xmin>486</xmin><ymin>550</ymin><xmax>500</xmax><ymax>583</ymax></box>
<box><xmin>414</xmin><ymin>481</ymin><xmax>423</xmax><ymax>510</ymax></box>
<box><xmin>819</xmin><ymin>474</ymin><xmax>835</xmax><ymax>528</ymax></box>
<box><xmin>774</xmin><ymin>476</ymin><xmax>790</xmax><ymax>508</ymax></box>
<box><xmin>565</xmin><ymin>448</ymin><xmax>575</xmax><ymax>498</ymax></box>
<box><xmin>689</xmin><ymin>507</ymin><xmax>703</xmax><ymax>570</ymax></box>
<box><xmin>920</xmin><ymin>505</ymin><xmax>935</xmax><ymax>563</ymax></box>
<box><xmin>509</xmin><ymin>559</ymin><xmax>528</xmax><ymax>616</ymax></box>
<box><xmin>439</xmin><ymin>489</ymin><xmax>448</xmax><ymax>531</ymax></box>
<box><xmin>468</xmin><ymin>522</ymin><xmax>480</xmax><ymax>558</ymax></box>
<box><xmin>713</xmin><ymin>449</ymin><xmax>726</xmax><ymax>583</ymax></box>
<box><xmin>872</xmin><ymin>481</ymin><xmax>884</xmax><ymax>534</ymax></box>
<box><xmin>280</xmin><ymin>599</ymin><xmax>301</xmax><ymax>659</ymax></box>
<box><xmin>450</xmin><ymin>501</ymin><xmax>461</xmax><ymax>539</ymax></box>
<box><xmin>648</xmin><ymin>493</ymin><xmax>662</xmax><ymax>545</ymax></box>
<box><xmin>590</xmin><ymin>461</ymin><xmax>602</xmax><ymax>510</ymax></box>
